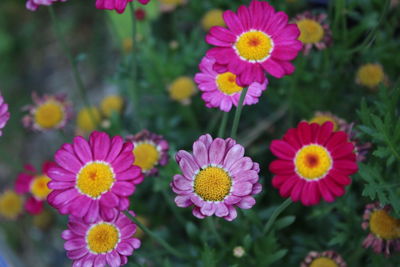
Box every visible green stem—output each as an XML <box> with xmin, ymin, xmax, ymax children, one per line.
<box><xmin>262</xmin><ymin>198</ymin><xmax>292</xmax><ymax>235</ymax></box>
<box><xmin>230</xmin><ymin>87</ymin><xmax>248</xmax><ymax>139</ymax></box>
<box><xmin>48</xmin><ymin>6</ymin><xmax>90</xmax><ymax>109</ymax></box>
<box><xmin>161</xmin><ymin>190</ymin><xmax>186</xmax><ymax>226</ymax></box>
<box><xmin>217</xmin><ymin>111</ymin><xmax>229</xmax><ymax>138</ymax></box>
<box><xmin>124</xmin><ymin>211</ymin><xmax>189</xmax><ymax>259</ymax></box>
<box><xmin>206</xmin><ymin>217</ymin><xmax>224</xmax><ymax>247</ymax></box>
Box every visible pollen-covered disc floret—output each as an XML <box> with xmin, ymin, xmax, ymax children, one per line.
<box><xmin>361</xmin><ymin>202</ymin><xmax>400</xmax><ymax>256</ymax></box>
<box><xmin>206</xmin><ymin>0</ymin><xmax>302</xmax><ymax>86</ymax></box>
<box><xmin>62</xmin><ymin>211</ymin><xmax>141</xmax><ymax>267</ymax></box>
<box><xmin>47</xmin><ymin>131</ymin><xmax>144</xmax><ymax>223</ymax></box>
<box><xmin>294</xmin><ymin>11</ymin><xmax>332</xmax><ymax>55</ymax></box>
<box><xmin>15</xmin><ymin>161</ymin><xmax>55</xmax><ymax>215</ymax></box>
<box><xmin>0</xmin><ymin>91</ymin><xmax>10</xmax><ymax>137</ymax></box>
<box><xmin>269</xmin><ymin>121</ymin><xmax>358</xmax><ymax>206</ymax></box>
<box><xmin>22</xmin><ymin>92</ymin><xmax>72</xmax><ymax>131</ymax></box>
<box><xmin>171</xmin><ymin>134</ymin><xmax>261</xmax><ymax>221</ymax></box>
<box><xmin>96</xmin><ymin>0</ymin><xmax>150</xmax><ymax>14</ymax></box>
<box><xmin>126</xmin><ymin>130</ymin><xmax>169</xmax><ymax>176</ymax></box>
<box><xmin>300</xmin><ymin>251</ymin><xmax>347</xmax><ymax>267</ymax></box>
<box><xmin>194</xmin><ymin>56</ymin><xmax>268</xmax><ymax>112</ymax></box>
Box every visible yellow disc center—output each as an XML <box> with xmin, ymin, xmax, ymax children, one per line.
<box><xmin>100</xmin><ymin>96</ymin><xmax>124</xmax><ymax>118</ymax></box>
<box><xmin>194</xmin><ymin>167</ymin><xmax>232</xmax><ymax>201</ymax></box>
<box><xmin>309</xmin><ymin>115</ymin><xmax>339</xmax><ymax>131</ymax></box>
<box><xmin>76</xmin><ymin>162</ymin><xmax>115</xmax><ymax>199</ymax></box>
<box><xmin>295</xmin><ymin>144</ymin><xmax>332</xmax><ymax>180</ymax></box>
<box><xmin>235</xmin><ymin>30</ymin><xmax>273</xmax><ymax>62</ymax></box>
<box><xmin>216</xmin><ymin>72</ymin><xmax>243</xmax><ymax>95</ymax></box>
<box><xmin>34</xmin><ymin>101</ymin><xmax>65</xmax><ymax>129</ymax></box>
<box><xmin>86</xmin><ymin>223</ymin><xmax>120</xmax><ymax>254</ymax></box>
<box><xmin>310</xmin><ymin>257</ymin><xmax>338</xmax><ymax>267</ymax></box>
<box><xmin>0</xmin><ymin>191</ymin><xmax>23</xmax><ymax>220</ymax></box>
<box><xmin>169</xmin><ymin>77</ymin><xmax>196</xmax><ymax>102</ymax></box>
<box><xmin>357</xmin><ymin>64</ymin><xmax>384</xmax><ymax>88</ymax></box>
<box><xmin>297</xmin><ymin>19</ymin><xmax>324</xmax><ymax>44</ymax></box>
<box><xmin>30</xmin><ymin>175</ymin><xmax>52</xmax><ymax>200</ymax></box>
<box><xmin>369</xmin><ymin>210</ymin><xmax>400</xmax><ymax>240</ymax></box>
<box><xmin>133</xmin><ymin>143</ymin><xmax>160</xmax><ymax>172</ymax></box>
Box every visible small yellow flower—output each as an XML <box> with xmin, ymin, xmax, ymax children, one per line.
<box><xmin>0</xmin><ymin>190</ymin><xmax>23</xmax><ymax>220</ymax></box>
<box><xmin>201</xmin><ymin>9</ymin><xmax>225</xmax><ymax>31</ymax></box>
<box><xmin>77</xmin><ymin>107</ymin><xmax>101</xmax><ymax>133</ymax></box>
<box><xmin>100</xmin><ymin>95</ymin><xmax>124</xmax><ymax>118</ymax></box>
<box><xmin>168</xmin><ymin>76</ymin><xmax>196</xmax><ymax>105</ymax></box>
<box><xmin>356</xmin><ymin>63</ymin><xmax>385</xmax><ymax>89</ymax></box>
<box><xmin>122</xmin><ymin>38</ymin><xmax>133</xmax><ymax>54</ymax></box>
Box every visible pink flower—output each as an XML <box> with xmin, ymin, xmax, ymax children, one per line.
<box><xmin>206</xmin><ymin>0</ymin><xmax>302</xmax><ymax>86</ymax></box>
<box><xmin>96</xmin><ymin>0</ymin><xmax>150</xmax><ymax>14</ymax></box>
<box><xmin>171</xmin><ymin>134</ymin><xmax>261</xmax><ymax>221</ymax></box>
<box><xmin>26</xmin><ymin>0</ymin><xmax>67</xmax><ymax>11</ymax></box>
<box><xmin>62</xmin><ymin>211</ymin><xmax>141</xmax><ymax>267</ymax></box>
<box><xmin>47</xmin><ymin>131</ymin><xmax>144</xmax><ymax>223</ymax></box>
<box><xmin>0</xmin><ymin>92</ymin><xmax>10</xmax><ymax>136</ymax></box>
<box><xmin>194</xmin><ymin>56</ymin><xmax>268</xmax><ymax>112</ymax></box>
<box><xmin>15</xmin><ymin>162</ymin><xmax>55</xmax><ymax>215</ymax></box>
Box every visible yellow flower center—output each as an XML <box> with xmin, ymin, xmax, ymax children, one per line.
<box><xmin>202</xmin><ymin>9</ymin><xmax>225</xmax><ymax>31</ymax></box>
<box><xmin>297</xmin><ymin>19</ymin><xmax>324</xmax><ymax>44</ymax></box>
<box><xmin>0</xmin><ymin>191</ymin><xmax>23</xmax><ymax>220</ymax></box>
<box><xmin>34</xmin><ymin>100</ymin><xmax>65</xmax><ymax>129</ymax></box>
<box><xmin>369</xmin><ymin>209</ymin><xmax>400</xmax><ymax>240</ymax></box>
<box><xmin>310</xmin><ymin>257</ymin><xmax>338</xmax><ymax>267</ymax></box>
<box><xmin>86</xmin><ymin>223</ymin><xmax>120</xmax><ymax>254</ymax></box>
<box><xmin>133</xmin><ymin>142</ymin><xmax>160</xmax><ymax>172</ymax></box>
<box><xmin>309</xmin><ymin>115</ymin><xmax>339</xmax><ymax>131</ymax></box>
<box><xmin>216</xmin><ymin>72</ymin><xmax>243</xmax><ymax>95</ymax></box>
<box><xmin>77</xmin><ymin>107</ymin><xmax>101</xmax><ymax>133</ymax></box>
<box><xmin>76</xmin><ymin>162</ymin><xmax>115</xmax><ymax>199</ymax></box>
<box><xmin>356</xmin><ymin>64</ymin><xmax>384</xmax><ymax>88</ymax></box>
<box><xmin>235</xmin><ymin>30</ymin><xmax>273</xmax><ymax>62</ymax></box>
<box><xmin>169</xmin><ymin>77</ymin><xmax>196</xmax><ymax>102</ymax></box>
<box><xmin>295</xmin><ymin>144</ymin><xmax>332</xmax><ymax>180</ymax></box>
<box><xmin>30</xmin><ymin>175</ymin><xmax>52</xmax><ymax>200</ymax></box>
<box><xmin>100</xmin><ymin>95</ymin><xmax>124</xmax><ymax>118</ymax></box>
<box><xmin>194</xmin><ymin>167</ymin><xmax>232</xmax><ymax>201</ymax></box>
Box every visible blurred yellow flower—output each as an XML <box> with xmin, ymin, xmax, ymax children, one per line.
<box><xmin>122</xmin><ymin>38</ymin><xmax>133</xmax><ymax>54</ymax></box>
<box><xmin>168</xmin><ymin>76</ymin><xmax>196</xmax><ymax>105</ymax></box>
<box><xmin>0</xmin><ymin>190</ymin><xmax>23</xmax><ymax>220</ymax></box>
<box><xmin>77</xmin><ymin>107</ymin><xmax>101</xmax><ymax>133</ymax></box>
<box><xmin>100</xmin><ymin>95</ymin><xmax>124</xmax><ymax>118</ymax></box>
<box><xmin>356</xmin><ymin>63</ymin><xmax>385</xmax><ymax>89</ymax></box>
<box><xmin>201</xmin><ymin>9</ymin><xmax>225</xmax><ymax>31</ymax></box>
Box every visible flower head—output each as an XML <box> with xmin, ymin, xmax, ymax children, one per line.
<box><xmin>100</xmin><ymin>95</ymin><xmax>124</xmax><ymax>118</ymax></box>
<box><xmin>62</xmin><ymin>211</ymin><xmax>141</xmax><ymax>266</ymax></box>
<box><xmin>361</xmin><ymin>202</ymin><xmax>400</xmax><ymax>256</ymax></box>
<box><xmin>294</xmin><ymin>11</ymin><xmax>332</xmax><ymax>55</ymax></box>
<box><xmin>47</xmin><ymin>131</ymin><xmax>144</xmax><ymax>223</ymax></box>
<box><xmin>126</xmin><ymin>130</ymin><xmax>169</xmax><ymax>176</ymax></box>
<box><xmin>22</xmin><ymin>93</ymin><xmax>72</xmax><ymax>131</ymax></box>
<box><xmin>158</xmin><ymin>0</ymin><xmax>187</xmax><ymax>13</ymax></box>
<box><xmin>309</xmin><ymin>112</ymin><xmax>346</xmax><ymax>132</ymax></box>
<box><xmin>168</xmin><ymin>76</ymin><xmax>197</xmax><ymax>105</ymax></box>
<box><xmin>269</xmin><ymin>121</ymin><xmax>358</xmax><ymax>206</ymax></box>
<box><xmin>233</xmin><ymin>246</ymin><xmax>246</xmax><ymax>258</ymax></box>
<box><xmin>0</xmin><ymin>92</ymin><xmax>10</xmax><ymax>136</ymax></box>
<box><xmin>77</xmin><ymin>107</ymin><xmax>101</xmax><ymax>133</ymax></box>
<box><xmin>171</xmin><ymin>134</ymin><xmax>261</xmax><ymax>221</ymax></box>
<box><xmin>300</xmin><ymin>251</ymin><xmax>347</xmax><ymax>267</ymax></box>
<box><xmin>26</xmin><ymin>0</ymin><xmax>67</xmax><ymax>11</ymax></box>
<box><xmin>15</xmin><ymin>162</ymin><xmax>55</xmax><ymax>215</ymax></box>
<box><xmin>202</xmin><ymin>9</ymin><xmax>225</xmax><ymax>31</ymax></box>
<box><xmin>206</xmin><ymin>0</ymin><xmax>302</xmax><ymax>86</ymax></box>
<box><xmin>0</xmin><ymin>190</ymin><xmax>23</xmax><ymax>220</ymax></box>
<box><xmin>195</xmin><ymin>56</ymin><xmax>267</xmax><ymax>112</ymax></box>
<box><xmin>356</xmin><ymin>63</ymin><xmax>385</xmax><ymax>89</ymax></box>
<box><xmin>96</xmin><ymin>0</ymin><xmax>150</xmax><ymax>13</ymax></box>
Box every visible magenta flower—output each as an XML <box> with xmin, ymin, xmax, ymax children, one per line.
<box><xmin>171</xmin><ymin>134</ymin><xmax>261</xmax><ymax>221</ymax></box>
<box><xmin>62</xmin><ymin>211</ymin><xmax>141</xmax><ymax>267</ymax></box>
<box><xmin>206</xmin><ymin>0</ymin><xmax>302</xmax><ymax>86</ymax></box>
<box><xmin>96</xmin><ymin>0</ymin><xmax>150</xmax><ymax>14</ymax></box>
<box><xmin>47</xmin><ymin>131</ymin><xmax>144</xmax><ymax>223</ymax></box>
<box><xmin>26</xmin><ymin>0</ymin><xmax>67</xmax><ymax>11</ymax></box>
<box><xmin>194</xmin><ymin>56</ymin><xmax>268</xmax><ymax>112</ymax></box>
<box><xmin>15</xmin><ymin>162</ymin><xmax>55</xmax><ymax>215</ymax></box>
<box><xmin>0</xmin><ymin>92</ymin><xmax>10</xmax><ymax>136</ymax></box>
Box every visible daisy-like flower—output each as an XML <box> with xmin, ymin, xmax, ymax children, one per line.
<box><xmin>294</xmin><ymin>11</ymin><xmax>332</xmax><ymax>55</ymax></box>
<box><xmin>300</xmin><ymin>251</ymin><xmax>347</xmax><ymax>267</ymax></box>
<box><xmin>195</xmin><ymin>56</ymin><xmax>268</xmax><ymax>112</ymax></box>
<box><xmin>356</xmin><ymin>63</ymin><xmax>385</xmax><ymax>90</ymax></box>
<box><xmin>361</xmin><ymin>202</ymin><xmax>400</xmax><ymax>256</ymax></box>
<box><xmin>22</xmin><ymin>93</ymin><xmax>72</xmax><ymax>131</ymax></box>
<box><xmin>47</xmin><ymin>131</ymin><xmax>144</xmax><ymax>223</ymax></box>
<box><xmin>158</xmin><ymin>0</ymin><xmax>187</xmax><ymax>13</ymax></box>
<box><xmin>269</xmin><ymin>121</ymin><xmax>358</xmax><ymax>206</ymax></box>
<box><xmin>0</xmin><ymin>190</ymin><xmax>23</xmax><ymax>220</ymax></box>
<box><xmin>100</xmin><ymin>95</ymin><xmax>124</xmax><ymax>118</ymax></box>
<box><xmin>62</xmin><ymin>211</ymin><xmax>141</xmax><ymax>267</ymax></box>
<box><xmin>168</xmin><ymin>76</ymin><xmax>197</xmax><ymax>105</ymax></box>
<box><xmin>15</xmin><ymin>162</ymin><xmax>55</xmax><ymax>215</ymax></box>
<box><xmin>201</xmin><ymin>9</ymin><xmax>225</xmax><ymax>31</ymax></box>
<box><xmin>76</xmin><ymin>107</ymin><xmax>101</xmax><ymax>134</ymax></box>
<box><xmin>126</xmin><ymin>130</ymin><xmax>169</xmax><ymax>176</ymax></box>
<box><xmin>171</xmin><ymin>134</ymin><xmax>262</xmax><ymax>221</ymax></box>
<box><xmin>206</xmin><ymin>0</ymin><xmax>302</xmax><ymax>86</ymax></box>
<box><xmin>309</xmin><ymin>111</ymin><xmax>346</xmax><ymax>132</ymax></box>
<box><xmin>96</xmin><ymin>0</ymin><xmax>150</xmax><ymax>14</ymax></box>
<box><xmin>0</xmin><ymin>92</ymin><xmax>10</xmax><ymax>136</ymax></box>
<box><xmin>26</xmin><ymin>0</ymin><xmax>67</xmax><ymax>11</ymax></box>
